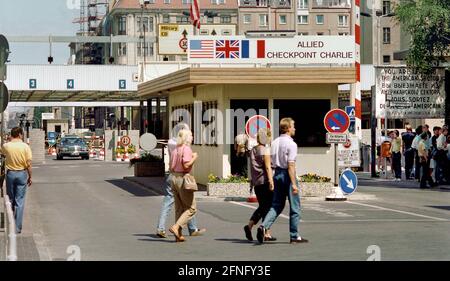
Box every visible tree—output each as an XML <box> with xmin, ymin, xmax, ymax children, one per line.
<box><xmin>395</xmin><ymin>0</ymin><xmax>450</xmax><ymax>73</ymax></box>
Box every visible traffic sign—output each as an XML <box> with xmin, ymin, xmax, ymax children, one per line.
<box><xmin>345</xmin><ymin>106</ymin><xmax>355</xmax><ymax>120</ymax></box>
<box><xmin>0</xmin><ymin>82</ymin><xmax>9</xmax><ymax>113</ymax></box>
<box><xmin>323</xmin><ymin>109</ymin><xmax>350</xmax><ymax>134</ymax></box>
<box><xmin>120</xmin><ymin>136</ymin><xmax>131</xmax><ymax>147</ymax></box>
<box><xmin>245</xmin><ymin>115</ymin><xmax>271</xmax><ymax>139</ymax></box>
<box><xmin>339</xmin><ymin>169</ymin><xmax>358</xmax><ymax>195</ymax></box>
<box><xmin>326</xmin><ymin>133</ymin><xmax>348</xmax><ymax>144</ymax></box>
<box><xmin>140</xmin><ymin>133</ymin><xmax>157</xmax><ymax>151</ymax></box>
<box><xmin>179</xmin><ymin>37</ymin><xmax>188</xmax><ymax>52</ymax></box>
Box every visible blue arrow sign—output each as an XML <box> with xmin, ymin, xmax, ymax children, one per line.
<box><xmin>339</xmin><ymin>169</ymin><xmax>358</xmax><ymax>195</ymax></box>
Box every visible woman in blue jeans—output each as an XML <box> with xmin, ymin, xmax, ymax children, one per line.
<box><xmin>243</xmin><ymin>128</ymin><xmax>276</xmax><ymax>242</ymax></box>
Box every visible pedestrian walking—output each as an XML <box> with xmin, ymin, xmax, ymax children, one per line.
<box><xmin>243</xmin><ymin>128</ymin><xmax>276</xmax><ymax>242</ymax></box>
<box><xmin>234</xmin><ymin>132</ymin><xmax>249</xmax><ymax>177</ymax></box>
<box><xmin>169</xmin><ymin>129</ymin><xmax>199</xmax><ymax>242</ymax></box>
<box><xmin>0</xmin><ymin>127</ymin><xmax>33</xmax><ymax>234</ymax></box>
<box><xmin>257</xmin><ymin>118</ymin><xmax>308</xmax><ymax>244</ymax></box>
<box><xmin>401</xmin><ymin>125</ymin><xmax>416</xmax><ymax>179</ymax></box>
<box><xmin>430</xmin><ymin>127</ymin><xmax>441</xmax><ymax>183</ymax></box>
<box><xmin>156</xmin><ymin>123</ymin><xmax>205</xmax><ymax>238</ymax></box>
<box><xmin>390</xmin><ymin>130</ymin><xmax>402</xmax><ymax>181</ymax></box>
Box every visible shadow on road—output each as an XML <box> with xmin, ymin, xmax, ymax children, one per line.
<box><xmin>426</xmin><ymin>206</ymin><xmax>450</xmax><ymax>211</ymax></box>
<box><xmin>106</xmin><ymin>179</ymin><xmax>161</xmax><ymax>197</ymax></box>
<box><xmin>133</xmin><ymin>234</ymin><xmax>177</xmax><ymax>243</ymax></box>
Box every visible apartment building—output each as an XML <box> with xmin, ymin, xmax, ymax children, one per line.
<box><xmin>106</xmin><ymin>0</ymin><xmax>238</xmax><ymax>64</ymax></box>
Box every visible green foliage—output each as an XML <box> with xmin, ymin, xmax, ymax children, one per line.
<box><xmin>208</xmin><ymin>173</ymin><xmax>249</xmax><ymax>183</ymax></box>
<box><xmin>129</xmin><ymin>152</ymin><xmax>163</xmax><ymax>167</ymax></box>
<box><xmin>298</xmin><ymin>173</ymin><xmax>331</xmax><ymax>183</ymax></box>
<box><xmin>395</xmin><ymin>0</ymin><xmax>450</xmax><ymax>73</ymax></box>
<box><xmin>127</xmin><ymin>144</ymin><xmax>136</xmax><ymax>154</ymax></box>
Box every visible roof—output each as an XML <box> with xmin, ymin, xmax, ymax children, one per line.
<box><xmin>138</xmin><ymin>66</ymin><xmax>356</xmax><ymax>99</ymax></box>
<box><xmin>112</xmin><ymin>0</ymin><xmax>238</xmax><ymax>10</ymax></box>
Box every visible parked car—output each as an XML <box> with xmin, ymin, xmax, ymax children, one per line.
<box><xmin>56</xmin><ymin>136</ymin><xmax>89</xmax><ymax>160</ymax></box>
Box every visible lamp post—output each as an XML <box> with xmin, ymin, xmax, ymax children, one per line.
<box><xmin>140</xmin><ymin>0</ymin><xmax>149</xmax><ymax>74</ymax></box>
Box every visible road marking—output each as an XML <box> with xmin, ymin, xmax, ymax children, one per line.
<box><xmin>346</xmin><ymin>201</ymin><xmax>448</xmax><ymax>221</ymax></box>
<box><xmin>229</xmin><ymin>201</ymin><xmax>290</xmax><ymax>220</ymax></box>
<box><xmin>305</xmin><ymin>204</ymin><xmax>353</xmax><ymax>218</ymax></box>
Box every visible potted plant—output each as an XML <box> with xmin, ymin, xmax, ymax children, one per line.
<box><xmin>298</xmin><ymin>173</ymin><xmax>334</xmax><ymax>197</ymax></box>
<box><xmin>207</xmin><ymin>174</ymin><xmax>250</xmax><ymax>198</ymax></box>
<box><xmin>129</xmin><ymin>153</ymin><xmax>165</xmax><ymax>177</ymax></box>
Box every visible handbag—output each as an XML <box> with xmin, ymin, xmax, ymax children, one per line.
<box><xmin>178</xmin><ymin>146</ymin><xmax>198</xmax><ymax>192</ymax></box>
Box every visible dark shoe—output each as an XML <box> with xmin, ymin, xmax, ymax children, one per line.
<box><xmin>190</xmin><ymin>228</ymin><xmax>206</xmax><ymax>236</ymax></box>
<box><xmin>243</xmin><ymin>225</ymin><xmax>253</xmax><ymax>241</ymax></box>
<box><xmin>264</xmin><ymin>236</ymin><xmax>277</xmax><ymax>242</ymax></box>
<box><xmin>256</xmin><ymin>226</ymin><xmax>265</xmax><ymax>244</ymax></box>
<box><xmin>290</xmin><ymin>237</ymin><xmax>309</xmax><ymax>244</ymax></box>
<box><xmin>156</xmin><ymin>230</ymin><xmax>167</xmax><ymax>238</ymax></box>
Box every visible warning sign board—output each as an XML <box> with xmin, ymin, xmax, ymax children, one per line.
<box><xmin>338</xmin><ymin>136</ymin><xmax>360</xmax><ymax>167</ymax></box>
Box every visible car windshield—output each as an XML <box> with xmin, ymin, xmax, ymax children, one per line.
<box><xmin>61</xmin><ymin>138</ymin><xmax>85</xmax><ymax>146</ymax></box>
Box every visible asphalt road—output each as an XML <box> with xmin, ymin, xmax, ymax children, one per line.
<box><xmin>23</xmin><ymin>156</ymin><xmax>450</xmax><ymax>261</ymax></box>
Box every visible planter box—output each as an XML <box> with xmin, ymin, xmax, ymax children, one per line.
<box><xmin>207</xmin><ymin>183</ymin><xmax>251</xmax><ymax>198</ymax></box>
<box><xmin>133</xmin><ymin>161</ymin><xmax>165</xmax><ymax>177</ymax></box>
<box><xmin>300</xmin><ymin>182</ymin><xmax>334</xmax><ymax>197</ymax></box>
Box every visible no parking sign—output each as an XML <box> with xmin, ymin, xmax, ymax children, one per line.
<box><xmin>245</xmin><ymin>115</ymin><xmax>271</xmax><ymax>139</ymax></box>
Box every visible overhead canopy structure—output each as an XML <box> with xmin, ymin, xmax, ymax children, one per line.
<box><xmin>4</xmin><ymin>64</ymin><xmax>139</xmax><ymax>103</ymax></box>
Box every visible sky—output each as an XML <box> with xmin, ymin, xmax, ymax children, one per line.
<box><xmin>0</xmin><ymin>0</ymin><xmax>79</xmax><ymax>64</ymax></box>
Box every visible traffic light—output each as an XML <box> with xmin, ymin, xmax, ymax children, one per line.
<box><xmin>0</xmin><ymin>34</ymin><xmax>10</xmax><ymax>81</ymax></box>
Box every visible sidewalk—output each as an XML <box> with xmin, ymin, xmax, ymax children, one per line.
<box><xmin>123</xmin><ymin>176</ymin><xmax>377</xmax><ymax>201</ymax></box>
<box><xmin>357</xmin><ymin>172</ymin><xmax>450</xmax><ymax>190</ymax></box>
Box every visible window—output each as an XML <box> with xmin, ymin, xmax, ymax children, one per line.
<box><xmin>182</xmin><ymin>0</ymin><xmax>191</xmax><ymax>4</ymax></box>
<box><xmin>383</xmin><ymin>1</ymin><xmax>391</xmax><ymax>15</ymax></box>
<box><xmin>164</xmin><ymin>0</ymin><xmax>171</xmax><ymax>3</ymax></box>
<box><xmin>298</xmin><ymin>0</ymin><xmax>308</xmax><ymax>9</ymax></box>
<box><xmin>118</xmin><ymin>16</ymin><xmax>127</xmax><ymax>35</ymax></box>
<box><xmin>118</xmin><ymin>43</ymin><xmax>127</xmax><ymax>56</ymax></box>
<box><xmin>259</xmin><ymin>14</ymin><xmax>268</xmax><ymax>26</ymax></box>
<box><xmin>383</xmin><ymin>27</ymin><xmax>391</xmax><ymax>44</ymax></box>
<box><xmin>137</xmin><ymin>16</ymin><xmax>153</xmax><ymax>33</ymax></box>
<box><xmin>176</xmin><ymin>16</ymin><xmax>190</xmax><ymax>23</ymax></box>
<box><xmin>273</xmin><ymin>100</ymin><xmax>330</xmax><ymax>147</ymax></box>
<box><xmin>220</xmin><ymin>15</ymin><xmax>231</xmax><ymax>23</ymax></box>
<box><xmin>383</xmin><ymin>55</ymin><xmax>391</xmax><ymax>64</ymax></box>
<box><xmin>207</xmin><ymin>16</ymin><xmax>214</xmax><ymax>23</ymax></box>
<box><xmin>163</xmin><ymin>15</ymin><xmax>170</xmax><ymax>23</ymax></box>
<box><xmin>316</xmin><ymin>15</ymin><xmax>324</xmax><ymax>25</ymax></box>
<box><xmin>279</xmin><ymin>15</ymin><xmax>287</xmax><ymax>25</ymax></box>
<box><xmin>297</xmin><ymin>15</ymin><xmax>308</xmax><ymax>24</ymax></box>
<box><xmin>243</xmin><ymin>14</ymin><xmax>251</xmax><ymax>24</ymax></box>
<box><xmin>338</xmin><ymin>15</ymin><xmax>348</xmax><ymax>27</ymax></box>
<box><xmin>137</xmin><ymin>42</ymin><xmax>153</xmax><ymax>57</ymax></box>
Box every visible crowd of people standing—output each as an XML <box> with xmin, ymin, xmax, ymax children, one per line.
<box><xmin>378</xmin><ymin>124</ymin><xmax>450</xmax><ymax>189</ymax></box>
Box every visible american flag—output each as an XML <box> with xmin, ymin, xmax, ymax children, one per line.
<box><xmin>216</xmin><ymin>40</ymin><xmax>240</xmax><ymax>59</ymax></box>
<box><xmin>189</xmin><ymin>40</ymin><xmax>214</xmax><ymax>58</ymax></box>
<box><xmin>190</xmin><ymin>0</ymin><xmax>201</xmax><ymax>29</ymax></box>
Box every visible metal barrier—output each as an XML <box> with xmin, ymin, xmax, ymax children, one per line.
<box><xmin>3</xmin><ymin>192</ymin><xmax>17</xmax><ymax>261</ymax></box>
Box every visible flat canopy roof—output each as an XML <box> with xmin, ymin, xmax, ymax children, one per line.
<box><xmin>138</xmin><ymin>67</ymin><xmax>357</xmax><ymax>100</ymax></box>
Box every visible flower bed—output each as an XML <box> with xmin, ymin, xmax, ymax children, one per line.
<box><xmin>298</xmin><ymin>173</ymin><xmax>334</xmax><ymax>197</ymax></box>
<box><xmin>130</xmin><ymin>153</ymin><xmax>165</xmax><ymax>177</ymax></box>
<box><xmin>207</xmin><ymin>174</ymin><xmax>251</xmax><ymax>198</ymax></box>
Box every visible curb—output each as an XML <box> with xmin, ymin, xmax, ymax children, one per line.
<box><xmin>123</xmin><ymin>177</ymin><xmax>377</xmax><ymax>202</ymax></box>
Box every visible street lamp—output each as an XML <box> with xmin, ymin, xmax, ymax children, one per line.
<box><xmin>139</xmin><ymin>0</ymin><xmax>150</xmax><ymax>66</ymax></box>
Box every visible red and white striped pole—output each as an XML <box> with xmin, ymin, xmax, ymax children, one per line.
<box><xmin>352</xmin><ymin>0</ymin><xmax>362</xmax><ymax>139</ymax></box>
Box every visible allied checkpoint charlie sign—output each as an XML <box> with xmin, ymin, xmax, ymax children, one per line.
<box><xmin>375</xmin><ymin>66</ymin><xmax>446</xmax><ymax>119</ymax></box>
<box><xmin>188</xmin><ymin>36</ymin><xmax>355</xmax><ymax>64</ymax></box>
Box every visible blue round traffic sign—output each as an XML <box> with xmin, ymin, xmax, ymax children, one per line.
<box><xmin>339</xmin><ymin>169</ymin><xmax>358</xmax><ymax>195</ymax></box>
<box><xmin>324</xmin><ymin>109</ymin><xmax>350</xmax><ymax>134</ymax></box>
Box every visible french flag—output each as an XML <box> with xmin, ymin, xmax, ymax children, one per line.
<box><xmin>241</xmin><ymin>40</ymin><xmax>265</xmax><ymax>59</ymax></box>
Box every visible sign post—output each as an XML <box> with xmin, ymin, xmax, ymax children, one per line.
<box><xmin>324</xmin><ymin>109</ymin><xmax>351</xmax><ymax>201</ymax></box>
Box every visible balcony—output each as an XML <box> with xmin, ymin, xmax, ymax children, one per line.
<box><xmin>312</xmin><ymin>0</ymin><xmax>351</xmax><ymax>8</ymax></box>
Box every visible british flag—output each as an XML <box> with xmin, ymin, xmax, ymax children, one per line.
<box><xmin>215</xmin><ymin>40</ymin><xmax>240</xmax><ymax>59</ymax></box>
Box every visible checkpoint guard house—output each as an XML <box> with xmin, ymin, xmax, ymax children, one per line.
<box><xmin>138</xmin><ymin>36</ymin><xmax>357</xmax><ymax>184</ymax></box>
